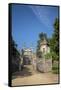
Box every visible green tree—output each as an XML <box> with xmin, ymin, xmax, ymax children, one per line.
<box><xmin>12</xmin><ymin>39</ymin><xmax>20</xmax><ymax>57</ymax></box>
<box><xmin>11</xmin><ymin>36</ymin><xmax>20</xmax><ymax>73</ymax></box>
<box><xmin>39</xmin><ymin>32</ymin><xmax>47</xmax><ymax>41</ymax></box>
<box><xmin>49</xmin><ymin>18</ymin><xmax>59</xmax><ymax>61</ymax></box>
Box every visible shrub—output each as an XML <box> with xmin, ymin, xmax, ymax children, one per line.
<box><xmin>51</xmin><ymin>52</ymin><xmax>59</xmax><ymax>61</ymax></box>
<box><xmin>52</xmin><ymin>61</ymin><xmax>59</xmax><ymax>74</ymax></box>
<box><xmin>52</xmin><ymin>66</ymin><xmax>59</xmax><ymax>74</ymax></box>
<box><xmin>45</xmin><ymin>53</ymin><xmax>52</xmax><ymax>59</ymax></box>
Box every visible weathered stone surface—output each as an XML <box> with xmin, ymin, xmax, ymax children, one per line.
<box><xmin>37</xmin><ymin>58</ymin><xmax>52</xmax><ymax>72</ymax></box>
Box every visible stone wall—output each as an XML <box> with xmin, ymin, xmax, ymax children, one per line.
<box><xmin>37</xmin><ymin>58</ymin><xmax>52</xmax><ymax>72</ymax></box>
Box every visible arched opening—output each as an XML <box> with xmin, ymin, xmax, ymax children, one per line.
<box><xmin>23</xmin><ymin>56</ymin><xmax>31</xmax><ymax>65</ymax></box>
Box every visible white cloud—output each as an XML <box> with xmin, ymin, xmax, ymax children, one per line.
<box><xmin>29</xmin><ymin>5</ymin><xmax>53</xmax><ymax>29</ymax></box>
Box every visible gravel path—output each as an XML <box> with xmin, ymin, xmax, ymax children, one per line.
<box><xmin>12</xmin><ymin>65</ymin><xmax>59</xmax><ymax>86</ymax></box>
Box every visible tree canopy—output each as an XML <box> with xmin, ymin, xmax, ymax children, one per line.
<box><xmin>39</xmin><ymin>32</ymin><xmax>47</xmax><ymax>41</ymax></box>
<box><xmin>49</xmin><ymin>18</ymin><xmax>59</xmax><ymax>61</ymax></box>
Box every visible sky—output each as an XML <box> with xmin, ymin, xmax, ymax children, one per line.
<box><xmin>12</xmin><ymin>4</ymin><xmax>59</xmax><ymax>52</ymax></box>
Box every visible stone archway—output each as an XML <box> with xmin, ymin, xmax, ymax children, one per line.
<box><xmin>23</xmin><ymin>56</ymin><xmax>31</xmax><ymax>65</ymax></box>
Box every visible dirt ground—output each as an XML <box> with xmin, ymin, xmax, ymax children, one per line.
<box><xmin>12</xmin><ymin>65</ymin><xmax>59</xmax><ymax>86</ymax></box>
